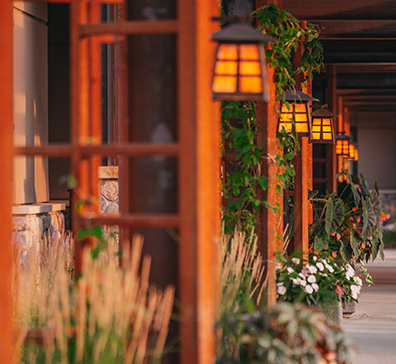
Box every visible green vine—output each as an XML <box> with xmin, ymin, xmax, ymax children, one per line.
<box><xmin>222</xmin><ymin>4</ymin><xmax>323</xmax><ymax>234</ymax></box>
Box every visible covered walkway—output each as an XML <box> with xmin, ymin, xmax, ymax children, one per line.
<box><xmin>343</xmin><ymin>249</ymin><xmax>396</xmax><ymax>363</ymax></box>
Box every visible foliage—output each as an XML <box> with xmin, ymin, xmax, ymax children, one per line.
<box><xmin>221</xmin><ymin>4</ymin><xmax>323</xmax><ymax>233</ymax></box>
<box><xmin>276</xmin><ymin>252</ymin><xmax>364</xmax><ymax>307</ymax></box>
<box><xmin>217</xmin><ymin>303</ymin><xmax>353</xmax><ymax>364</ymax></box>
<box><xmin>310</xmin><ymin>170</ymin><xmax>385</xmax><ymax>263</ymax></box>
<box><xmin>254</xmin><ymin>4</ymin><xmax>324</xmax><ymax>95</ymax></box>
<box><xmin>14</xmin><ymin>234</ymin><xmax>174</xmax><ymax>364</ymax></box>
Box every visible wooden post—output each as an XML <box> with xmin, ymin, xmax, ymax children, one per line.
<box><xmin>0</xmin><ymin>0</ymin><xmax>15</xmax><ymax>362</ymax></box>
<box><xmin>255</xmin><ymin>0</ymin><xmax>283</xmax><ymax>308</ymax></box>
<box><xmin>326</xmin><ymin>65</ymin><xmax>337</xmax><ymax>193</ymax></box>
<box><xmin>256</xmin><ymin>66</ymin><xmax>282</xmax><ymax>306</ymax></box>
<box><xmin>178</xmin><ymin>1</ymin><xmax>220</xmax><ymax>363</ymax></box>
<box><xmin>293</xmin><ymin>21</ymin><xmax>311</xmax><ymax>253</ymax></box>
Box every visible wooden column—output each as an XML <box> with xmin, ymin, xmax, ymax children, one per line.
<box><xmin>0</xmin><ymin>0</ymin><xmax>14</xmax><ymax>362</ymax></box>
<box><xmin>178</xmin><ymin>1</ymin><xmax>220</xmax><ymax>363</ymax></box>
<box><xmin>255</xmin><ymin>0</ymin><xmax>283</xmax><ymax>306</ymax></box>
<box><xmin>293</xmin><ymin>21</ymin><xmax>311</xmax><ymax>253</ymax></box>
<box><xmin>256</xmin><ymin>66</ymin><xmax>282</xmax><ymax>306</ymax></box>
<box><xmin>325</xmin><ymin>65</ymin><xmax>337</xmax><ymax>193</ymax></box>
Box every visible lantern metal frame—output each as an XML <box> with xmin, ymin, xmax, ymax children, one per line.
<box><xmin>309</xmin><ymin>107</ymin><xmax>337</xmax><ymax>144</ymax></box>
<box><xmin>211</xmin><ymin>24</ymin><xmax>274</xmax><ymax>101</ymax></box>
<box><xmin>277</xmin><ymin>90</ymin><xmax>319</xmax><ymax>138</ymax></box>
<box><xmin>335</xmin><ymin>132</ymin><xmax>351</xmax><ymax>157</ymax></box>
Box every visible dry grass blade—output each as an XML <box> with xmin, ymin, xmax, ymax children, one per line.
<box><xmin>13</xmin><ymin>232</ymin><xmax>174</xmax><ymax>364</ymax></box>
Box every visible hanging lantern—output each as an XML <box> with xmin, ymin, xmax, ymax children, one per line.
<box><xmin>354</xmin><ymin>146</ymin><xmax>359</xmax><ymax>161</ymax></box>
<box><xmin>211</xmin><ymin>24</ymin><xmax>274</xmax><ymax>101</ymax></box>
<box><xmin>277</xmin><ymin>90</ymin><xmax>319</xmax><ymax>137</ymax></box>
<box><xmin>335</xmin><ymin>132</ymin><xmax>351</xmax><ymax>157</ymax></box>
<box><xmin>349</xmin><ymin>143</ymin><xmax>356</xmax><ymax>160</ymax></box>
<box><xmin>310</xmin><ymin>107</ymin><xmax>337</xmax><ymax>143</ymax></box>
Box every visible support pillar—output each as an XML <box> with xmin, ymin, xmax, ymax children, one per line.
<box><xmin>293</xmin><ymin>21</ymin><xmax>312</xmax><ymax>253</ymax></box>
<box><xmin>325</xmin><ymin>65</ymin><xmax>337</xmax><ymax>193</ymax></box>
<box><xmin>256</xmin><ymin>0</ymin><xmax>283</xmax><ymax>307</ymax></box>
<box><xmin>0</xmin><ymin>0</ymin><xmax>15</xmax><ymax>362</ymax></box>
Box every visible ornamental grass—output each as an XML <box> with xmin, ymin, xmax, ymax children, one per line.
<box><xmin>13</xmin><ymin>232</ymin><xmax>174</xmax><ymax>364</ymax></box>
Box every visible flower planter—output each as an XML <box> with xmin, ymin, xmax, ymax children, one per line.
<box><xmin>318</xmin><ymin>301</ymin><xmax>342</xmax><ymax>325</ymax></box>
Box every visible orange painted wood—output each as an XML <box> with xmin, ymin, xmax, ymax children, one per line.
<box><xmin>255</xmin><ymin>65</ymin><xmax>282</xmax><ymax>306</ymax></box>
<box><xmin>255</xmin><ymin>0</ymin><xmax>283</xmax><ymax>308</ymax></box>
<box><xmin>79</xmin><ymin>21</ymin><xmax>178</xmax><ymax>37</ymax></box>
<box><xmin>88</xmin><ymin>2</ymin><xmax>101</xmax><ymax>212</ymax></box>
<box><xmin>178</xmin><ymin>0</ymin><xmax>220</xmax><ymax>363</ymax></box>
<box><xmin>14</xmin><ymin>143</ymin><xmax>179</xmax><ymax>157</ymax></box>
<box><xmin>325</xmin><ymin>65</ymin><xmax>337</xmax><ymax>193</ymax></box>
<box><xmin>0</xmin><ymin>1</ymin><xmax>15</xmax><ymax>362</ymax></box>
<box><xmin>293</xmin><ymin>21</ymin><xmax>310</xmax><ymax>253</ymax></box>
<box><xmin>78</xmin><ymin>214</ymin><xmax>179</xmax><ymax>228</ymax></box>
<box><xmin>18</xmin><ymin>0</ymin><xmax>123</xmax><ymax>3</ymax></box>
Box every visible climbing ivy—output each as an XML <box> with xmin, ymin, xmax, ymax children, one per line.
<box><xmin>222</xmin><ymin>4</ymin><xmax>323</xmax><ymax>234</ymax></box>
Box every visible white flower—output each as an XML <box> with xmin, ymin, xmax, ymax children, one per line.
<box><xmin>298</xmin><ymin>272</ymin><xmax>306</xmax><ymax>279</ymax></box>
<box><xmin>316</xmin><ymin>262</ymin><xmax>325</xmax><ymax>271</ymax></box>
<box><xmin>287</xmin><ymin>267</ymin><xmax>294</xmax><ymax>274</ymax></box>
<box><xmin>275</xmin><ymin>263</ymin><xmax>282</xmax><ymax>271</ymax></box>
<box><xmin>354</xmin><ymin>276</ymin><xmax>363</xmax><ymax>286</ymax></box>
<box><xmin>292</xmin><ymin>278</ymin><xmax>302</xmax><ymax>285</ymax></box>
<box><xmin>292</xmin><ymin>257</ymin><xmax>300</xmax><ymax>264</ymax></box>
<box><xmin>307</xmin><ymin>275</ymin><xmax>316</xmax><ymax>283</ymax></box>
<box><xmin>320</xmin><ymin>273</ymin><xmax>328</xmax><ymax>277</ymax></box>
<box><xmin>304</xmin><ymin>285</ymin><xmax>314</xmax><ymax>294</ymax></box>
<box><xmin>300</xmin><ymin>279</ymin><xmax>307</xmax><ymax>287</ymax></box>
<box><xmin>307</xmin><ymin>264</ymin><xmax>318</xmax><ymax>274</ymax></box>
<box><xmin>277</xmin><ymin>285</ymin><xmax>287</xmax><ymax>295</ymax></box>
<box><xmin>346</xmin><ymin>264</ymin><xmax>355</xmax><ymax>280</ymax></box>
<box><xmin>351</xmin><ymin>285</ymin><xmax>361</xmax><ymax>299</ymax></box>
<box><xmin>312</xmin><ymin>283</ymin><xmax>319</xmax><ymax>292</ymax></box>
<box><xmin>313</xmin><ymin>256</ymin><xmax>318</xmax><ymax>261</ymax></box>
<box><xmin>325</xmin><ymin>263</ymin><xmax>334</xmax><ymax>273</ymax></box>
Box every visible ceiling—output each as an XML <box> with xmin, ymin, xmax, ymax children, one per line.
<box><xmin>283</xmin><ymin>0</ymin><xmax>396</xmax><ymax>112</ymax></box>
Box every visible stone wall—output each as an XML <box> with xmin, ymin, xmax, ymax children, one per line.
<box><xmin>13</xmin><ymin>211</ymin><xmax>65</xmax><ymax>259</ymax></box>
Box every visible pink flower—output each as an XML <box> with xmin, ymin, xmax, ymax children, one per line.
<box><xmin>336</xmin><ymin>233</ymin><xmax>341</xmax><ymax>240</ymax></box>
<box><xmin>336</xmin><ymin>285</ymin><xmax>344</xmax><ymax>297</ymax></box>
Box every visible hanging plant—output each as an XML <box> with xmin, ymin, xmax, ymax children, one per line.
<box><xmin>221</xmin><ymin>4</ymin><xmax>324</xmax><ymax>234</ymax></box>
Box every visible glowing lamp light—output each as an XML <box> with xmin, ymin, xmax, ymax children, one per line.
<box><xmin>335</xmin><ymin>132</ymin><xmax>351</xmax><ymax>157</ymax></box>
<box><xmin>349</xmin><ymin>143</ymin><xmax>358</xmax><ymax>161</ymax></box>
<box><xmin>212</xmin><ymin>24</ymin><xmax>274</xmax><ymax>101</ymax></box>
<box><xmin>349</xmin><ymin>144</ymin><xmax>356</xmax><ymax>160</ymax></box>
<box><xmin>310</xmin><ymin>107</ymin><xmax>337</xmax><ymax>144</ymax></box>
<box><xmin>277</xmin><ymin>90</ymin><xmax>319</xmax><ymax>137</ymax></box>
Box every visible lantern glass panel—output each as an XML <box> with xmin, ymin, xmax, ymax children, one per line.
<box><xmin>215</xmin><ymin>61</ymin><xmax>237</xmax><ymax>75</ymax></box>
<box><xmin>217</xmin><ymin>44</ymin><xmax>238</xmax><ymax>60</ymax></box>
<box><xmin>239</xmin><ymin>61</ymin><xmax>261</xmax><ymax>75</ymax></box>
<box><xmin>239</xmin><ymin>44</ymin><xmax>259</xmax><ymax>60</ymax></box>
<box><xmin>239</xmin><ymin>76</ymin><xmax>262</xmax><ymax>93</ymax></box>
<box><xmin>212</xmin><ymin>76</ymin><xmax>237</xmax><ymax>93</ymax></box>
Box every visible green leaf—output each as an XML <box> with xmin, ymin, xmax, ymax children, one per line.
<box><xmin>362</xmin><ymin>198</ymin><xmax>376</xmax><ymax>239</ymax></box>
<box><xmin>370</xmin><ymin>190</ymin><xmax>382</xmax><ymax>226</ymax></box>
<box><xmin>313</xmin><ymin>234</ymin><xmax>328</xmax><ymax>252</ymax></box>
<box><xmin>350</xmin><ymin>232</ymin><xmax>360</xmax><ymax>259</ymax></box>
<box><xmin>325</xmin><ymin>194</ymin><xmax>344</xmax><ymax>235</ymax></box>
<box><xmin>343</xmin><ymin>170</ymin><xmax>360</xmax><ymax>206</ymax></box>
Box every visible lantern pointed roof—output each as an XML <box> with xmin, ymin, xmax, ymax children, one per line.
<box><xmin>212</xmin><ymin>24</ymin><xmax>275</xmax><ymax>43</ymax></box>
<box><xmin>278</xmin><ymin>90</ymin><xmax>319</xmax><ymax>102</ymax></box>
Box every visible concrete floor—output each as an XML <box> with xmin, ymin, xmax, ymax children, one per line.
<box><xmin>342</xmin><ymin>249</ymin><xmax>396</xmax><ymax>364</ymax></box>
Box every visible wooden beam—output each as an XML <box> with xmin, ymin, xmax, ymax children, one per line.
<box><xmin>315</xmin><ymin>20</ymin><xmax>396</xmax><ymax>40</ymax></box>
<box><xmin>0</xmin><ymin>0</ymin><xmax>14</xmax><ymax>362</ymax></box>
<box><xmin>283</xmin><ymin>0</ymin><xmax>396</xmax><ymax>21</ymax></box>
<box><xmin>335</xmin><ymin>64</ymin><xmax>396</xmax><ymax>74</ymax></box>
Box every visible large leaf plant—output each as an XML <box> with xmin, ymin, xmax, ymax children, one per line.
<box><xmin>310</xmin><ymin>170</ymin><xmax>385</xmax><ymax>263</ymax></box>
